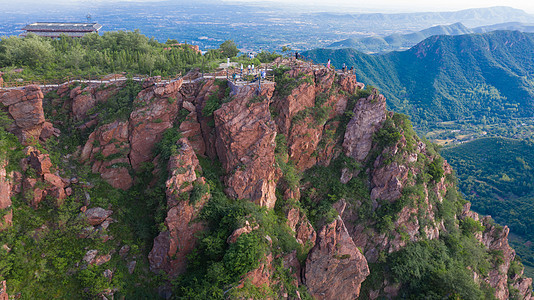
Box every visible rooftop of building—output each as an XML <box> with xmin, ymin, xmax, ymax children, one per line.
<box><xmin>21</xmin><ymin>22</ymin><xmax>102</xmax><ymax>32</ymax></box>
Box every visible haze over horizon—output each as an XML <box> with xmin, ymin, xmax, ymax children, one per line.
<box><xmin>1</xmin><ymin>0</ymin><xmax>534</xmax><ymax>14</ymax></box>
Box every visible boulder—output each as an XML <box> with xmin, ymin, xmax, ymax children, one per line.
<box><xmin>85</xmin><ymin>207</ymin><xmax>113</xmax><ymax>226</ymax></box>
<box><xmin>39</xmin><ymin>121</ymin><xmax>60</xmax><ymax>141</ymax></box>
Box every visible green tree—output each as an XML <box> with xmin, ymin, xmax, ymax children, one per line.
<box><xmin>219</xmin><ymin>40</ymin><xmax>239</xmax><ymax>58</ymax></box>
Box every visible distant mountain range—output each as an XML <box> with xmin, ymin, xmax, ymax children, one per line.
<box><xmin>327</xmin><ymin>21</ymin><xmax>534</xmax><ymax>53</ymax></box>
<box><xmin>327</xmin><ymin>22</ymin><xmax>473</xmax><ymax>53</ymax></box>
<box><xmin>1</xmin><ymin>4</ymin><xmax>534</xmax><ymax>51</ymax></box>
<box><xmin>303</xmin><ymin>30</ymin><xmax>534</xmax><ymax>128</ymax></box>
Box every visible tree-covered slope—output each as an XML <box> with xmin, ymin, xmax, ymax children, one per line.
<box><xmin>304</xmin><ymin>31</ymin><xmax>534</xmax><ymax>131</ymax></box>
<box><xmin>441</xmin><ymin>137</ymin><xmax>534</xmax><ymax>276</ymax></box>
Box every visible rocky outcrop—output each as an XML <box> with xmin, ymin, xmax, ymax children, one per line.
<box><xmin>0</xmin><ymin>280</ymin><xmax>8</xmax><ymax>300</ymax></box>
<box><xmin>85</xmin><ymin>207</ymin><xmax>113</xmax><ymax>226</ymax></box>
<box><xmin>305</xmin><ymin>215</ymin><xmax>369</xmax><ymax>300</ymax></box>
<box><xmin>473</xmin><ymin>215</ymin><xmax>533</xmax><ymax>300</ymax></box>
<box><xmin>272</xmin><ymin>67</ymin><xmax>316</xmax><ymax>136</ymax></box>
<box><xmin>342</xmin><ymin>90</ymin><xmax>387</xmax><ymax>162</ymax></box>
<box><xmin>149</xmin><ymin>138</ymin><xmax>208</xmax><ymax>278</ymax></box>
<box><xmin>0</xmin><ymin>85</ymin><xmax>45</xmax><ymax>144</ymax></box>
<box><xmin>370</xmin><ymin>137</ymin><xmax>427</xmax><ymax>202</ymax></box>
<box><xmin>179</xmin><ymin>101</ymin><xmax>205</xmax><ymax>155</ymax></box>
<box><xmin>39</xmin><ymin>121</ymin><xmax>60</xmax><ymax>142</ymax></box>
<box><xmin>271</xmin><ymin>67</ymin><xmax>350</xmax><ymax>171</ymax></box>
<box><xmin>214</xmin><ymin>82</ymin><xmax>278</xmax><ymax>208</ymax></box>
<box><xmin>81</xmin><ymin>120</ymin><xmax>133</xmax><ymax>190</ymax></box>
<box><xmin>21</xmin><ymin>147</ymin><xmax>68</xmax><ymax>207</ymax></box>
<box><xmin>286</xmin><ymin>207</ymin><xmax>316</xmax><ymax>246</ymax></box>
<box><xmin>0</xmin><ymin>160</ymin><xmax>13</xmax><ymax>230</ymax></box>
<box><xmin>129</xmin><ymin>79</ymin><xmax>183</xmax><ymax>169</ymax></box>
<box><xmin>65</xmin><ymin>82</ymin><xmax>124</xmax><ymax>120</ymax></box>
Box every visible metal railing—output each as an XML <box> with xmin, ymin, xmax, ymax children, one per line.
<box><xmin>0</xmin><ymin>73</ymin><xmax>182</xmax><ymax>89</ymax></box>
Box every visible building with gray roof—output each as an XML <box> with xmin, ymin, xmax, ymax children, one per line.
<box><xmin>20</xmin><ymin>22</ymin><xmax>102</xmax><ymax>38</ymax></box>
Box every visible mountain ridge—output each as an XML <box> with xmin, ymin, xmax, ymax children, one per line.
<box><xmin>303</xmin><ymin>30</ymin><xmax>534</xmax><ymax>130</ymax></box>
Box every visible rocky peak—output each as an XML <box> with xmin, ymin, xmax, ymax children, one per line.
<box><xmin>342</xmin><ymin>90</ymin><xmax>387</xmax><ymax>163</ymax></box>
<box><xmin>305</xmin><ymin>215</ymin><xmax>369</xmax><ymax>299</ymax></box>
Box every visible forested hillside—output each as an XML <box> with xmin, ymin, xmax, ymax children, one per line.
<box><xmin>442</xmin><ymin>137</ymin><xmax>534</xmax><ymax>277</ymax></box>
<box><xmin>303</xmin><ymin>31</ymin><xmax>534</xmax><ymax>134</ymax></box>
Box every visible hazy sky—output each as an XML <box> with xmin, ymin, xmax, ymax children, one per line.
<box><xmin>226</xmin><ymin>0</ymin><xmax>534</xmax><ymax>13</ymax></box>
<box><xmin>1</xmin><ymin>0</ymin><xmax>534</xmax><ymax>14</ymax></box>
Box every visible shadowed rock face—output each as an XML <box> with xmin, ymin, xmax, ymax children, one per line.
<box><xmin>0</xmin><ymin>160</ymin><xmax>13</xmax><ymax>230</ymax></box>
<box><xmin>342</xmin><ymin>90</ymin><xmax>387</xmax><ymax>162</ymax></box>
<box><xmin>80</xmin><ymin>120</ymin><xmax>133</xmax><ymax>190</ymax></box>
<box><xmin>149</xmin><ymin>138</ymin><xmax>208</xmax><ymax>278</ymax></box>
<box><xmin>305</xmin><ymin>216</ymin><xmax>370</xmax><ymax>300</ymax></box>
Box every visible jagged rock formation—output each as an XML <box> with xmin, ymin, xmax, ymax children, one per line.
<box><xmin>460</xmin><ymin>203</ymin><xmax>533</xmax><ymax>300</ymax></box>
<box><xmin>2</xmin><ymin>61</ymin><xmax>532</xmax><ymax>299</ymax></box>
<box><xmin>305</xmin><ymin>215</ymin><xmax>369</xmax><ymax>299</ymax></box>
<box><xmin>148</xmin><ymin>138</ymin><xmax>208</xmax><ymax>278</ymax></box>
<box><xmin>23</xmin><ymin>147</ymin><xmax>68</xmax><ymax>207</ymax></box>
<box><xmin>81</xmin><ymin>120</ymin><xmax>132</xmax><ymax>189</ymax></box>
<box><xmin>214</xmin><ymin>82</ymin><xmax>278</xmax><ymax>208</ymax></box>
<box><xmin>342</xmin><ymin>90</ymin><xmax>386</xmax><ymax>163</ymax></box>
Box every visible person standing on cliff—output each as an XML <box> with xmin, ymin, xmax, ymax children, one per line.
<box><xmin>326</xmin><ymin>59</ymin><xmax>331</xmax><ymax>69</ymax></box>
<box><xmin>295</xmin><ymin>51</ymin><xmax>299</xmax><ymax>60</ymax></box>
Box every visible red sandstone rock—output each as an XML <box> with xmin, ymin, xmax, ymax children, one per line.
<box><xmin>72</xmin><ymin>91</ymin><xmax>96</xmax><ymax>120</ymax></box>
<box><xmin>0</xmin><ymin>280</ymin><xmax>8</xmax><ymax>300</ymax></box>
<box><xmin>0</xmin><ymin>85</ymin><xmax>45</xmax><ymax>144</ymax></box>
<box><xmin>272</xmin><ymin>67</ymin><xmax>315</xmax><ymax>136</ymax></box>
<box><xmin>165</xmin><ymin>138</ymin><xmax>201</xmax><ymax>205</ymax></box>
<box><xmin>128</xmin><ymin>80</ymin><xmax>182</xmax><ymax>169</ymax></box>
<box><xmin>0</xmin><ymin>160</ymin><xmax>12</xmax><ymax>229</ymax></box>
<box><xmin>85</xmin><ymin>207</ymin><xmax>113</xmax><ymax>226</ymax></box>
<box><xmin>305</xmin><ymin>216</ymin><xmax>369</xmax><ymax>300</ymax></box>
<box><xmin>179</xmin><ymin>110</ymin><xmax>205</xmax><ymax>156</ymax></box>
<box><xmin>94</xmin><ymin>254</ymin><xmax>111</xmax><ymax>266</ymax></box>
<box><xmin>227</xmin><ymin>221</ymin><xmax>259</xmax><ymax>244</ymax></box>
<box><xmin>80</xmin><ymin>121</ymin><xmax>133</xmax><ymax>190</ymax></box>
<box><xmin>149</xmin><ymin>138</ymin><xmax>208</xmax><ymax>278</ymax></box>
<box><xmin>236</xmin><ymin>253</ymin><xmax>275</xmax><ymax>293</ymax></box>
<box><xmin>214</xmin><ymin>82</ymin><xmax>278</xmax><ymax>208</ymax></box>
